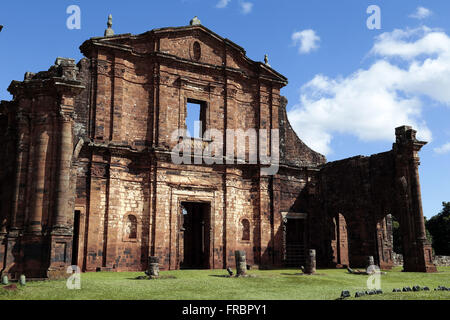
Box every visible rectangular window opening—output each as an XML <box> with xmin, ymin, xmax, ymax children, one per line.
<box><xmin>186</xmin><ymin>99</ymin><xmax>207</xmax><ymax>139</ymax></box>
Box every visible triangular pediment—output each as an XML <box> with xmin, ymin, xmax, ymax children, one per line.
<box><xmin>80</xmin><ymin>24</ymin><xmax>287</xmax><ymax>85</ymax></box>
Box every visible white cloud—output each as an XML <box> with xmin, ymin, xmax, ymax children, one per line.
<box><xmin>216</xmin><ymin>0</ymin><xmax>231</xmax><ymax>9</ymax></box>
<box><xmin>409</xmin><ymin>7</ymin><xmax>432</xmax><ymax>20</ymax></box>
<box><xmin>370</xmin><ymin>26</ymin><xmax>449</xmax><ymax>60</ymax></box>
<box><xmin>240</xmin><ymin>1</ymin><xmax>253</xmax><ymax>15</ymax></box>
<box><xmin>434</xmin><ymin>142</ymin><xmax>450</xmax><ymax>154</ymax></box>
<box><xmin>287</xmin><ymin>26</ymin><xmax>450</xmax><ymax>155</ymax></box>
<box><xmin>292</xmin><ymin>29</ymin><xmax>320</xmax><ymax>54</ymax></box>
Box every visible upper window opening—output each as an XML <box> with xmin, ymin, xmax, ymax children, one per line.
<box><xmin>186</xmin><ymin>99</ymin><xmax>206</xmax><ymax>139</ymax></box>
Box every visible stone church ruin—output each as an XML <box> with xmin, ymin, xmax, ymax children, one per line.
<box><xmin>0</xmin><ymin>17</ymin><xmax>436</xmax><ymax>279</ymax></box>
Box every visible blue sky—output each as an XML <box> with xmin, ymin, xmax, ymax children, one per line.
<box><xmin>0</xmin><ymin>0</ymin><xmax>449</xmax><ymax>218</ymax></box>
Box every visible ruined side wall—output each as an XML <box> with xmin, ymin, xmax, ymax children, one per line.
<box><xmin>318</xmin><ymin>152</ymin><xmax>396</xmax><ymax>268</ymax></box>
<box><xmin>278</xmin><ymin>97</ymin><xmax>326</xmax><ymax>168</ymax></box>
<box><xmin>0</xmin><ymin>58</ymin><xmax>86</xmax><ymax>278</ymax></box>
<box><xmin>317</xmin><ymin>126</ymin><xmax>437</xmax><ymax>273</ymax></box>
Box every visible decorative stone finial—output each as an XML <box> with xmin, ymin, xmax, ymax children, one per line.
<box><xmin>190</xmin><ymin>16</ymin><xmax>201</xmax><ymax>26</ymax></box>
<box><xmin>104</xmin><ymin>14</ymin><xmax>114</xmax><ymax>37</ymax></box>
<box><xmin>264</xmin><ymin>54</ymin><xmax>271</xmax><ymax>67</ymax></box>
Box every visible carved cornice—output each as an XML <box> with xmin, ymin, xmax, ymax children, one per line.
<box><xmin>87</xmin><ymin>140</ymin><xmax>151</xmax><ymax>158</ymax></box>
<box><xmin>54</xmin><ymin>80</ymin><xmax>85</xmax><ymax>96</ymax></box>
<box><xmin>8</xmin><ymin>78</ymin><xmax>84</xmax><ymax>99</ymax></box>
<box><xmin>167</xmin><ymin>182</ymin><xmax>218</xmax><ymax>191</ymax></box>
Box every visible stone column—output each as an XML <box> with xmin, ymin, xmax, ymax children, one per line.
<box><xmin>305</xmin><ymin>249</ymin><xmax>316</xmax><ymax>274</ymax></box>
<box><xmin>10</xmin><ymin>112</ymin><xmax>30</xmax><ymax>231</ymax></box>
<box><xmin>394</xmin><ymin>126</ymin><xmax>437</xmax><ymax>273</ymax></box>
<box><xmin>147</xmin><ymin>256</ymin><xmax>160</xmax><ymax>277</ymax></box>
<box><xmin>258</xmin><ymin>176</ymin><xmax>272</xmax><ymax>267</ymax></box>
<box><xmin>410</xmin><ymin>158</ymin><xmax>436</xmax><ymax>272</ymax></box>
<box><xmin>1</xmin><ymin>103</ymin><xmax>30</xmax><ymax>278</ymax></box>
<box><xmin>235</xmin><ymin>250</ymin><xmax>247</xmax><ymax>276</ymax></box>
<box><xmin>281</xmin><ymin>214</ymin><xmax>288</xmax><ymax>264</ymax></box>
<box><xmin>53</xmin><ymin>112</ymin><xmax>73</xmax><ymax>230</ymax></box>
<box><xmin>48</xmin><ymin>82</ymin><xmax>83</xmax><ymax>279</ymax></box>
<box><xmin>411</xmin><ymin>159</ymin><xmax>427</xmax><ymax>241</ymax></box>
<box><xmin>28</xmin><ymin>116</ymin><xmax>49</xmax><ymax>234</ymax></box>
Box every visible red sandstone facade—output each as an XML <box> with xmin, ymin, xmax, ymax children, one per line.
<box><xmin>0</xmin><ymin>20</ymin><xmax>436</xmax><ymax>279</ymax></box>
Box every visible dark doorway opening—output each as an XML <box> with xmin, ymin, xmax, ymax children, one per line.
<box><xmin>180</xmin><ymin>202</ymin><xmax>211</xmax><ymax>269</ymax></box>
<box><xmin>72</xmin><ymin>210</ymin><xmax>81</xmax><ymax>266</ymax></box>
<box><xmin>286</xmin><ymin>218</ymin><xmax>306</xmax><ymax>267</ymax></box>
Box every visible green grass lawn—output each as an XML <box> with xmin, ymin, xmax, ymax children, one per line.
<box><xmin>0</xmin><ymin>267</ymin><xmax>449</xmax><ymax>300</ymax></box>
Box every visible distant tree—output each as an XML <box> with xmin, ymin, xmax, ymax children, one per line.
<box><xmin>392</xmin><ymin>215</ymin><xmax>433</xmax><ymax>255</ymax></box>
<box><xmin>424</xmin><ymin>217</ymin><xmax>434</xmax><ymax>254</ymax></box>
<box><xmin>426</xmin><ymin>202</ymin><xmax>450</xmax><ymax>256</ymax></box>
<box><xmin>392</xmin><ymin>216</ymin><xmax>403</xmax><ymax>254</ymax></box>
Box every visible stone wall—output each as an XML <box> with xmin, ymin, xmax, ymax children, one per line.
<box><xmin>434</xmin><ymin>256</ymin><xmax>450</xmax><ymax>267</ymax></box>
<box><xmin>316</xmin><ymin>126</ymin><xmax>437</xmax><ymax>273</ymax></box>
<box><xmin>317</xmin><ymin>152</ymin><xmax>396</xmax><ymax>268</ymax></box>
<box><xmin>392</xmin><ymin>252</ymin><xmax>404</xmax><ymax>266</ymax></box>
<box><xmin>393</xmin><ymin>253</ymin><xmax>450</xmax><ymax>267</ymax></box>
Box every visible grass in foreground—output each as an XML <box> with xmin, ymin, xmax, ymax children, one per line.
<box><xmin>0</xmin><ymin>267</ymin><xmax>449</xmax><ymax>300</ymax></box>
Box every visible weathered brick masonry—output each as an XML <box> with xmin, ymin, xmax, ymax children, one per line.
<box><xmin>0</xmin><ymin>18</ymin><xmax>436</xmax><ymax>279</ymax></box>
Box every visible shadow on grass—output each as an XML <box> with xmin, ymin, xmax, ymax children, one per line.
<box><xmin>280</xmin><ymin>273</ymin><xmax>327</xmax><ymax>276</ymax></box>
<box><xmin>208</xmin><ymin>274</ymin><xmax>260</xmax><ymax>278</ymax></box>
<box><xmin>128</xmin><ymin>275</ymin><xmax>177</xmax><ymax>281</ymax></box>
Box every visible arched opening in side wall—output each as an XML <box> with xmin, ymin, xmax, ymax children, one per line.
<box><xmin>375</xmin><ymin>214</ymin><xmax>398</xmax><ymax>269</ymax></box>
<box><xmin>331</xmin><ymin>213</ymin><xmax>349</xmax><ymax>268</ymax></box>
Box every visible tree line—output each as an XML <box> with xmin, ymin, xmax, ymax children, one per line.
<box><xmin>392</xmin><ymin>202</ymin><xmax>450</xmax><ymax>256</ymax></box>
